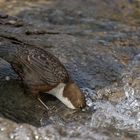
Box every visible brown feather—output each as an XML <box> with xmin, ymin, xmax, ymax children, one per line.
<box><xmin>63</xmin><ymin>82</ymin><xmax>86</xmax><ymax>108</ymax></box>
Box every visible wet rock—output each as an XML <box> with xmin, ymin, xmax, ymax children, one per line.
<box><xmin>0</xmin><ymin>0</ymin><xmax>140</xmax><ymax>139</ymax></box>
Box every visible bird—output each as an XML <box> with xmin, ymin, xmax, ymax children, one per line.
<box><xmin>0</xmin><ymin>37</ymin><xmax>86</xmax><ymax>109</ymax></box>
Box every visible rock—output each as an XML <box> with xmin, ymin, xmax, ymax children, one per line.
<box><xmin>0</xmin><ymin>0</ymin><xmax>140</xmax><ymax>139</ymax></box>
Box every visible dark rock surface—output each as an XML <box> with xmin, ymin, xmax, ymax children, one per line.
<box><xmin>0</xmin><ymin>0</ymin><xmax>140</xmax><ymax>140</ymax></box>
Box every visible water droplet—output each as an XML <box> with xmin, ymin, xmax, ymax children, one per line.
<box><xmin>137</xmin><ymin>112</ymin><xmax>140</xmax><ymax>121</ymax></box>
<box><xmin>124</xmin><ymin>84</ymin><xmax>134</xmax><ymax>98</ymax></box>
<box><xmin>9</xmin><ymin>132</ymin><xmax>17</xmax><ymax>139</ymax></box>
<box><xmin>86</xmin><ymin>97</ymin><xmax>93</xmax><ymax>107</ymax></box>
<box><xmin>0</xmin><ymin>127</ymin><xmax>5</xmax><ymax>132</ymax></box>
<box><xmin>5</xmin><ymin>76</ymin><xmax>10</xmax><ymax>81</ymax></box>
<box><xmin>35</xmin><ymin>135</ymin><xmax>39</xmax><ymax>140</ymax></box>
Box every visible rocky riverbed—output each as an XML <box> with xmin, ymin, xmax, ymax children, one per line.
<box><xmin>0</xmin><ymin>0</ymin><xmax>140</xmax><ymax>140</ymax></box>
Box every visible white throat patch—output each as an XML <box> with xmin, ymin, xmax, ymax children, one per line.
<box><xmin>48</xmin><ymin>83</ymin><xmax>76</xmax><ymax>109</ymax></box>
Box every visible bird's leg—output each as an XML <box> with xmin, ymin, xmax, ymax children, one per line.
<box><xmin>29</xmin><ymin>85</ymin><xmax>49</xmax><ymax>110</ymax></box>
<box><xmin>37</xmin><ymin>95</ymin><xmax>49</xmax><ymax>110</ymax></box>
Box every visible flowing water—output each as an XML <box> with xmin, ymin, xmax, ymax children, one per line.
<box><xmin>0</xmin><ymin>0</ymin><xmax>140</xmax><ymax>140</ymax></box>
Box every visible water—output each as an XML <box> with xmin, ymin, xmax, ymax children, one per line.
<box><xmin>89</xmin><ymin>54</ymin><xmax>140</xmax><ymax>135</ymax></box>
<box><xmin>0</xmin><ymin>0</ymin><xmax>140</xmax><ymax>139</ymax></box>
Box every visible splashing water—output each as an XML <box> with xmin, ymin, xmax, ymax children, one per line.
<box><xmin>82</xmin><ymin>88</ymin><xmax>96</xmax><ymax>107</ymax></box>
<box><xmin>123</xmin><ymin>83</ymin><xmax>134</xmax><ymax>98</ymax></box>
<box><xmin>83</xmin><ymin>54</ymin><xmax>140</xmax><ymax>133</ymax></box>
<box><xmin>89</xmin><ymin>91</ymin><xmax>140</xmax><ymax>132</ymax></box>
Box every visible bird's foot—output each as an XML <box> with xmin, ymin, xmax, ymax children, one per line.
<box><xmin>37</xmin><ymin>96</ymin><xmax>49</xmax><ymax>110</ymax></box>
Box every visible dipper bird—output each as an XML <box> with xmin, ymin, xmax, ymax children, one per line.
<box><xmin>0</xmin><ymin>38</ymin><xmax>86</xmax><ymax>109</ymax></box>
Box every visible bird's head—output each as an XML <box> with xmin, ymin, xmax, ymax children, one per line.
<box><xmin>63</xmin><ymin>81</ymin><xmax>86</xmax><ymax>109</ymax></box>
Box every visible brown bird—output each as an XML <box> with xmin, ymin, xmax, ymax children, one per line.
<box><xmin>0</xmin><ymin>38</ymin><xmax>86</xmax><ymax>109</ymax></box>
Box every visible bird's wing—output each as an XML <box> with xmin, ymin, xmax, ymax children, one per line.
<box><xmin>16</xmin><ymin>47</ymin><xmax>69</xmax><ymax>86</ymax></box>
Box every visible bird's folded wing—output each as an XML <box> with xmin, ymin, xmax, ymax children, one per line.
<box><xmin>17</xmin><ymin>47</ymin><xmax>69</xmax><ymax>86</ymax></box>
